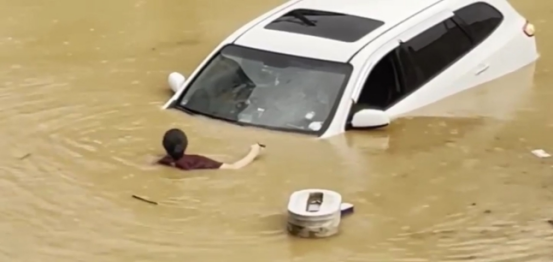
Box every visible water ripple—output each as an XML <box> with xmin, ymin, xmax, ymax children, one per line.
<box><xmin>0</xmin><ymin>0</ymin><xmax>551</xmax><ymax>260</ymax></box>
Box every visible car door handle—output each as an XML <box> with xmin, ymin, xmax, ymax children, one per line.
<box><xmin>475</xmin><ymin>64</ymin><xmax>490</xmax><ymax>75</ymax></box>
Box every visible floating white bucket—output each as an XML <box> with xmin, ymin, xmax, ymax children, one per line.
<box><xmin>287</xmin><ymin>189</ymin><xmax>343</xmax><ymax>238</ymax></box>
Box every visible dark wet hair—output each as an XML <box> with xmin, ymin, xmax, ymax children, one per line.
<box><xmin>162</xmin><ymin>128</ymin><xmax>188</xmax><ymax>160</ymax></box>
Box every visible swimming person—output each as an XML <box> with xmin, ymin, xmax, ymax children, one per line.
<box><xmin>157</xmin><ymin>128</ymin><xmax>264</xmax><ymax>170</ymax></box>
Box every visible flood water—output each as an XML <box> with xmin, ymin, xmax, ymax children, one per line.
<box><xmin>0</xmin><ymin>0</ymin><xmax>551</xmax><ymax>261</ymax></box>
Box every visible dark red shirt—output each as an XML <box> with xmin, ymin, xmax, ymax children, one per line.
<box><xmin>158</xmin><ymin>154</ymin><xmax>223</xmax><ymax>170</ymax></box>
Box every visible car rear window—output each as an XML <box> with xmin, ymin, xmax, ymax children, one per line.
<box><xmin>264</xmin><ymin>9</ymin><xmax>385</xmax><ymax>42</ymax></box>
<box><xmin>454</xmin><ymin>2</ymin><xmax>504</xmax><ymax>45</ymax></box>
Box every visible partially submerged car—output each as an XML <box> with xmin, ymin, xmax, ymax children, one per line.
<box><xmin>163</xmin><ymin>0</ymin><xmax>538</xmax><ymax>138</ymax></box>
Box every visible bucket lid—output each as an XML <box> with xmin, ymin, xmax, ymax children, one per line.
<box><xmin>287</xmin><ymin>189</ymin><xmax>342</xmax><ymax>217</ymax></box>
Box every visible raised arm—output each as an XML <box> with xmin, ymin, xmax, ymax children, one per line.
<box><xmin>220</xmin><ymin>144</ymin><xmax>263</xmax><ymax>170</ymax></box>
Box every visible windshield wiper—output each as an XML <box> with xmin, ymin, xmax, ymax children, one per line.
<box><xmin>174</xmin><ymin>103</ymin><xmax>249</xmax><ymax>126</ymax></box>
<box><xmin>201</xmin><ymin>112</ymin><xmax>246</xmax><ymax>126</ymax></box>
<box><xmin>174</xmin><ymin>104</ymin><xmax>197</xmax><ymax>115</ymax></box>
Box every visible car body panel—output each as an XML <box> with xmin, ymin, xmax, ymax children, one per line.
<box><xmin>234</xmin><ymin>0</ymin><xmax>443</xmax><ymax>62</ymax></box>
<box><xmin>319</xmin><ymin>0</ymin><xmax>539</xmax><ymax>138</ymax></box>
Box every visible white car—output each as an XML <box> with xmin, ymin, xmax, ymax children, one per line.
<box><xmin>163</xmin><ymin>0</ymin><xmax>538</xmax><ymax>138</ymax></box>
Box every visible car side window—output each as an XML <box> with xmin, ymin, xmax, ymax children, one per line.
<box><xmin>454</xmin><ymin>2</ymin><xmax>504</xmax><ymax>44</ymax></box>
<box><xmin>398</xmin><ymin>18</ymin><xmax>473</xmax><ymax>92</ymax></box>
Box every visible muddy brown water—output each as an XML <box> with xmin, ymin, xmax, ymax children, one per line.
<box><xmin>0</xmin><ymin>0</ymin><xmax>551</xmax><ymax>261</ymax></box>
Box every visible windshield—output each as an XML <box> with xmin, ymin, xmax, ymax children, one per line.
<box><xmin>174</xmin><ymin>45</ymin><xmax>352</xmax><ymax>134</ymax></box>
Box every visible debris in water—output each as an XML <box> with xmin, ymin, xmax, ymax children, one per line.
<box><xmin>340</xmin><ymin>203</ymin><xmax>354</xmax><ymax>216</ymax></box>
<box><xmin>18</xmin><ymin>153</ymin><xmax>31</xmax><ymax>160</ymax></box>
<box><xmin>287</xmin><ymin>189</ymin><xmax>343</xmax><ymax>238</ymax></box>
<box><xmin>547</xmin><ymin>219</ymin><xmax>552</xmax><ymax>226</ymax></box>
<box><xmin>484</xmin><ymin>209</ymin><xmax>492</xmax><ymax>214</ymax></box>
<box><xmin>132</xmin><ymin>195</ymin><xmax>158</xmax><ymax>205</ymax></box>
<box><xmin>531</xmin><ymin>149</ymin><xmax>551</xmax><ymax>158</ymax></box>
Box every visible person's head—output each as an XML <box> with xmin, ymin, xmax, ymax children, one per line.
<box><xmin>162</xmin><ymin>128</ymin><xmax>188</xmax><ymax>160</ymax></box>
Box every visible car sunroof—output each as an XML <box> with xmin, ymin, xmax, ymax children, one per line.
<box><xmin>264</xmin><ymin>9</ymin><xmax>385</xmax><ymax>42</ymax></box>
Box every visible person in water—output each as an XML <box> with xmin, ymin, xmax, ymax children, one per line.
<box><xmin>157</xmin><ymin>128</ymin><xmax>263</xmax><ymax>170</ymax></box>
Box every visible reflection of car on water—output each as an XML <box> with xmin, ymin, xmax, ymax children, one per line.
<box><xmin>162</xmin><ymin>0</ymin><xmax>538</xmax><ymax>138</ymax></box>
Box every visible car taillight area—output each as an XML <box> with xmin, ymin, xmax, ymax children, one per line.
<box><xmin>523</xmin><ymin>20</ymin><xmax>536</xmax><ymax>37</ymax></box>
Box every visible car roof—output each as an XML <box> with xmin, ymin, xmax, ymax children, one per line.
<box><xmin>234</xmin><ymin>0</ymin><xmax>443</xmax><ymax>63</ymax></box>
